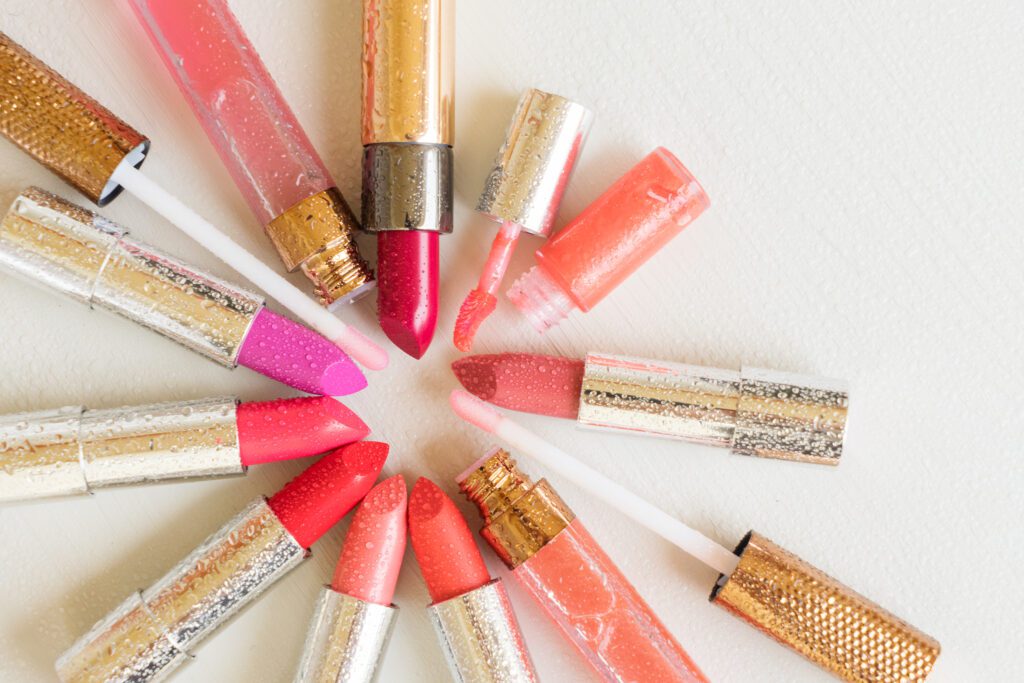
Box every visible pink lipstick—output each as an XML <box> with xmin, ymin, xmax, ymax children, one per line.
<box><xmin>454</xmin><ymin>352</ymin><xmax>849</xmax><ymax>465</ymax></box>
<box><xmin>0</xmin><ymin>395</ymin><xmax>369</xmax><ymax>503</ymax></box>
<box><xmin>296</xmin><ymin>475</ymin><xmax>406</xmax><ymax>682</ymax></box>
<box><xmin>409</xmin><ymin>477</ymin><xmax>537</xmax><ymax>682</ymax></box>
<box><xmin>57</xmin><ymin>441</ymin><xmax>388</xmax><ymax>682</ymax></box>
<box><xmin>0</xmin><ymin>188</ymin><xmax>366</xmax><ymax>395</ymax></box>
<box><xmin>376</xmin><ymin>231</ymin><xmax>439</xmax><ymax>360</ymax></box>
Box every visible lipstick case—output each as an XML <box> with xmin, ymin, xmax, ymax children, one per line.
<box><xmin>56</xmin><ymin>498</ymin><xmax>307</xmax><ymax>682</ymax></box>
<box><xmin>0</xmin><ymin>187</ymin><xmax>263</xmax><ymax>366</ymax></box>
<box><xmin>577</xmin><ymin>353</ymin><xmax>849</xmax><ymax>465</ymax></box>
<box><xmin>361</xmin><ymin>0</ymin><xmax>453</xmax><ymax>234</ymax></box>
<box><xmin>427</xmin><ymin>579</ymin><xmax>537</xmax><ymax>683</ymax></box>
<box><xmin>295</xmin><ymin>588</ymin><xmax>397</xmax><ymax>683</ymax></box>
<box><xmin>0</xmin><ymin>32</ymin><xmax>149</xmax><ymax>205</ymax></box>
<box><xmin>0</xmin><ymin>396</ymin><xmax>241</xmax><ymax>503</ymax></box>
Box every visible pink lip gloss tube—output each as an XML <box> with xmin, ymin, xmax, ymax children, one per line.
<box><xmin>458</xmin><ymin>448</ymin><xmax>708</xmax><ymax>683</ymax></box>
<box><xmin>507</xmin><ymin>147</ymin><xmax>710</xmax><ymax>333</ymax></box>
<box><xmin>128</xmin><ymin>0</ymin><xmax>374</xmax><ymax>307</ymax></box>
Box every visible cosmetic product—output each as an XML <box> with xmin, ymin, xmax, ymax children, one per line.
<box><xmin>409</xmin><ymin>478</ymin><xmax>537</xmax><ymax>683</ymax></box>
<box><xmin>296</xmin><ymin>475</ymin><xmax>405</xmax><ymax>683</ymax></box>
<box><xmin>453</xmin><ymin>89</ymin><xmax>591</xmax><ymax>352</ymax></box>
<box><xmin>0</xmin><ymin>395</ymin><xmax>368</xmax><ymax>503</ymax></box>
<box><xmin>454</xmin><ymin>352</ymin><xmax>849</xmax><ymax>466</ymax></box>
<box><xmin>0</xmin><ymin>188</ymin><xmax>365</xmax><ymax>395</ymax></box>
<box><xmin>56</xmin><ymin>441</ymin><xmax>388</xmax><ymax>682</ymax></box>
<box><xmin>362</xmin><ymin>0</ymin><xmax>453</xmax><ymax>358</ymax></box>
<box><xmin>507</xmin><ymin>147</ymin><xmax>709</xmax><ymax>333</ymax></box>
<box><xmin>128</xmin><ymin>0</ymin><xmax>374</xmax><ymax>307</ymax></box>
<box><xmin>0</xmin><ymin>32</ymin><xmax>386</xmax><ymax>370</ymax></box>
<box><xmin>451</xmin><ymin>390</ymin><xmax>942</xmax><ymax>683</ymax></box>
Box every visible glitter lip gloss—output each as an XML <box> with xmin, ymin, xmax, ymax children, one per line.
<box><xmin>507</xmin><ymin>147</ymin><xmax>710</xmax><ymax>333</ymax></box>
<box><xmin>458</xmin><ymin>449</ymin><xmax>708</xmax><ymax>683</ymax></box>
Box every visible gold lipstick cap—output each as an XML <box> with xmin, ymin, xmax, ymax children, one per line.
<box><xmin>711</xmin><ymin>532</ymin><xmax>941</xmax><ymax>682</ymax></box>
<box><xmin>0</xmin><ymin>32</ymin><xmax>149</xmax><ymax>206</ymax></box>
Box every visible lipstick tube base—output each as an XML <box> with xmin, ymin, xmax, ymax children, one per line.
<box><xmin>295</xmin><ymin>588</ymin><xmax>397</xmax><ymax>683</ymax></box>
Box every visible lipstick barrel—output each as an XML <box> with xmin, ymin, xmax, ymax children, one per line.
<box><xmin>56</xmin><ymin>498</ymin><xmax>307</xmax><ymax>682</ymax></box>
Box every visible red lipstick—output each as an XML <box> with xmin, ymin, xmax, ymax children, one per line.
<box><xmin>409</xmin><ymin>477</ymin><xmax>537</xmax><ymax>681</ymax></box>
<box><xmin>57</xmin><ymin>442</ymin><xmax>388</xmax><ymax>682</ymax></box>
<box><xmin>376</xmin><ymin>231</ymin><xmax>439</xmax><ymax>359</ymax></box>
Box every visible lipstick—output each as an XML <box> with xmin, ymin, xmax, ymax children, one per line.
<box><xmin>453</xmin><ymin>89</ymin><xmax>592</xmax><ymax>351</ymax></box>
<box><xmin>56</xmin><ymin>441</ymin><xmax>388</xmax><ymax>682</ymax></box>
<box><xmin>362</xmin><ymin>0</ymin><xmax>454</xmax><ymax>358</ymax></box>
<box><xmin>296</xmin><ymin>475</ymin><xmax>406</xmax><ymax>683</ymax></box>
<box><xmin>0</xmin><ymin>188</ymin><xmax>365</xmax><ymax>395</ymax></box>
<box><xmin>409</xmin><ymin>478</ymin><xmax>537</xmax><ymax>683</ymax></box>
<box><xmin>0</xmin><ymin>31</ymin><xmax>386</xmax><ymax>370</ymax></box>
<box><xmin>507</xmin><ymin>147</ymin><xmax>710</xmax><ymax>333</ymax></box>
<box><xmin>128</xmin><ymin>0</ymin><xmax>374</xmax><ymax>307</ymax></box>
<box><xmin>454</xmin><ymin>352</ymin><xmax>849</xmax><ymax>466</ymax></box>
<box><xmin>0</xmin><ymin>395</ymin><xmax>368</xmax><ymax>503</ymax></box>
<box><xmin>451</xmin><ymin>391</ymin><xmax>943</xmax><ymax>683</ymax></box>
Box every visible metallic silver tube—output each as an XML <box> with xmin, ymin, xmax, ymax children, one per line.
<box><xmin>0</xmin><ymin>397</ymin><xmax>242</xmax><ymax>503</ymax></box>
<box><xmin>0</xmin><ymin>187</ymin><xmax>264</xmax><ymax>367</ymax></box>
<box><xmin>361</xmin><ymin>143</ymin><xmax>453</xmax><ymax>234</ymax></box>
<box><xmin>577</xmin><ymin>353</ymin><xmax>849</xmax><ymax>465</ymax></box>
<box><xmin>295</xmin><ymin>588</ymin><xmax>397</xmax><ymax>683</ymax></box>
<box><xmin>427</xmin><ymin>580</ymin><xmax>537</xmax><ymax>683</ymax></box>
<box><xmin>56</xmin><ymin>498</ymin><xmax>307</xmax><ymax>682</ymax></box>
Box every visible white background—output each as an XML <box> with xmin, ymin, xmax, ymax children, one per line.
<box><xmin>1</xmin><ymin>1</ymin><xmax>1022</xmax><ymax>681</ymax></box>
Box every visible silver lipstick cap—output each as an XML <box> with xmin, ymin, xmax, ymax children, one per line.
<box><xmin>56</xmin><ymin>498</ymin><xmax>307</xmax><ymax>682</ymax></box>
<box><xmin>476</xmin><ymin>89</ymin><xmax>592</xmax><ymax>238</ymax></box>
<box><xmin>0</xmin><ymin>396</ymin><xmax>242</xmax><ymax>503</ymax></box>
<box><xmin>295</xmin><ymin>587</ymin><xmax>397</xmax><ymax>683</ymax></box>
<box><xmin>577</xmin><ymin>353</ymin><xmax>849</xmax><ymax>465</ymax></box>
<box><xmin>428</xmin><ymin>580</ymin><xmax>538</xmax><ymax>683</ymax></box>
<box><xmin>0</xmin><ymin>187</ymin><xmax>263</xmax><ymax>367</ymax></box>
<box><xmin>361</xmin><ymin>143</ymin><xmax>453</xmax><ymax>234</ymax></box>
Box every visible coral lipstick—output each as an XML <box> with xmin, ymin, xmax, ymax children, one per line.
<box><xmin>0</xmin><ymin>395</ymin><xmax>368</xmax><ymax>503</ymax></box>
<box><xmin>409</xmin><ymin>478</ymin><xmax>537</xmax><ymax>682</ymax></box>
<box><xmin>296</xmin><ymin>475</ymin><xmax>406</xmax><ymax>683</ymax></box>
<box><xmin>57</xmin><ymin>441</ymin><xmax>388</xmax><ymax>682</ymax></box>
<box><xmin>454</xmin><ymin>351</ymin><xmax>850</xmax><ymax>466</ymax></box>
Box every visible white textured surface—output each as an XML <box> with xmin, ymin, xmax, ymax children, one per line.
<box><xmin>1</xmin><ymin>1</ymin><xmax>1021</xmax><ymax>680</ymax></box>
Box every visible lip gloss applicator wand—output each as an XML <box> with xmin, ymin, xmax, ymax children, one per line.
<box><xmin>0</xmin><ymin>32</ymin><xmax>387</xmax><ymax>371</ymax></box>
<box><xmin>451</xmin><ymin>390</ymin><xmax>942</xmax><ymax>683</ymax></box>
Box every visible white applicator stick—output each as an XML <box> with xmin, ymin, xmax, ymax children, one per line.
<box><xmin>113</xmin><ymin>164</ymin><xmax>388</xmax><ymax>371</ymax></box>
<box><xmin>450</xmin><ymin>389</ymin><xmax>740</xmax><ymax>576</ymax></box>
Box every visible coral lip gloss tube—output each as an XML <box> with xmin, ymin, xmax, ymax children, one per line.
<box><xmin>508</xmin><ymin>147</ymin><xmax>710</xmax><ymax>332</ymax></box>
<box><xmin>56</xmin><ymin>441</ymin><xmax>389</xmax><ymax>683</ymax></box>
<box><xmin>128</xmin><ymin>0</ymin><xmax>374</xmax><ymax>307</ymax></box>
<box><xmin>453</xmin><ymin>352</ymin><xmax>850</xmax><ymax>465</ymax></box>
<box><xmin>0</xmin><ymin>188</ymin><xmax>366</xmax><ymax>395</ymax></box>
<box><xmin>0</xmin><ymin>395</ymin><xmax>368</xmax><ymax>503</ymax></box>
<box><xmin>296</xmin><ymin>475</ymin><xmax>406</xmax><ymax>683</ymax></box>
<box><xmin>458</xmin><ymin>449</ymin><xmax>707</xmax><ymax>683</ymax></box>
<box><xmin>409</xmin><ymin>477</ymin><xmax>537</xmax><ymax>683</ymax></box>
<box><xmin>362</xmin><ymin>0</ymin><xmax>454</xmax><ymax>359</ymax></box>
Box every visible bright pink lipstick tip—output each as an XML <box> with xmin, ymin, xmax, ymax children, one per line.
<box><xmin>452</xmin><ymin>353</ymin><xmax>584</xmax><ymax>419</ymax></box>
<box><xmin>269</xmin><ymin>441</ymin><xmax>389</xmax><ymax>549</ymax></box>
<box><xmin>236</xmin><ymin>396</ymin><xmax>370</xmax><ymax>467</ymax></box>
<box><xmin>238</xmin><ymin>308</ymin><xmax>368</xmax><ymax>396</ymax></box>
<box><xmin>331</xmin><ymin>475</ymin><xmax>407</xmax><ymax>605</ymax></box>
<box><xmin>450</xmin><ymin>390</ymin><xmax>503</xmax><ymax>434</ymax></box>
<box><xmin>409</xmin><ymin>478</ymin><xmax>491</xmax><ymax>604</ymax></box>
<box><xmin>377</xmin><ymin>231</ymin><xmax>438</xmax><ymax>359</ymax></box>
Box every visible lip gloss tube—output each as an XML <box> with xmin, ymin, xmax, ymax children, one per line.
<box><xmin>458</xmin><ymin>449</ymin><xmax>708</xmax><ymax>683</ymax></box>
<box><xmin>128</xmin><ymin>0</ymin><xmax>374</xmax><ymax>307</ymax></box>
<box><xmin>362</xmin><ymin>0</ymin><xmax>454</xmax><ymax>359</ymax></box>
<box><xmin>507</xmin><ymin>147</ymin><xmax>710</xmax><ymax>332</ymax></box>
<box><xmin>55</xmin><ymin>441</ymin><xmax>389</xmax><ymax>682</ymax></box>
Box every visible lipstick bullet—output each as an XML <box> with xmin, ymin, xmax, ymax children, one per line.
<box><xmin>361</xmin><ymin>0</ymin><xmax>454</xmax><ymax>358</ymax></box>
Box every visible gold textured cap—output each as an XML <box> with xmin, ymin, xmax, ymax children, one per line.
<box><xmin>711</xmin><ymin>531</ymin><xmax>940</xmax><ymax>682</ymax></box>
<box><xmin>0</xmin><ymin>32</ymin><xmax>149</xmax><ymax>206</ymax></box>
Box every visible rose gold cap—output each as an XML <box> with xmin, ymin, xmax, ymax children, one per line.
<box><xmin>711</xmin><ymin>531</ymin><xmax>941</xmax><ymax>682</ymax></box>
<box><xmin>0</xmin><ymin>32</ymin><xmax>149</xmax><ymax>206</ymax></box>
